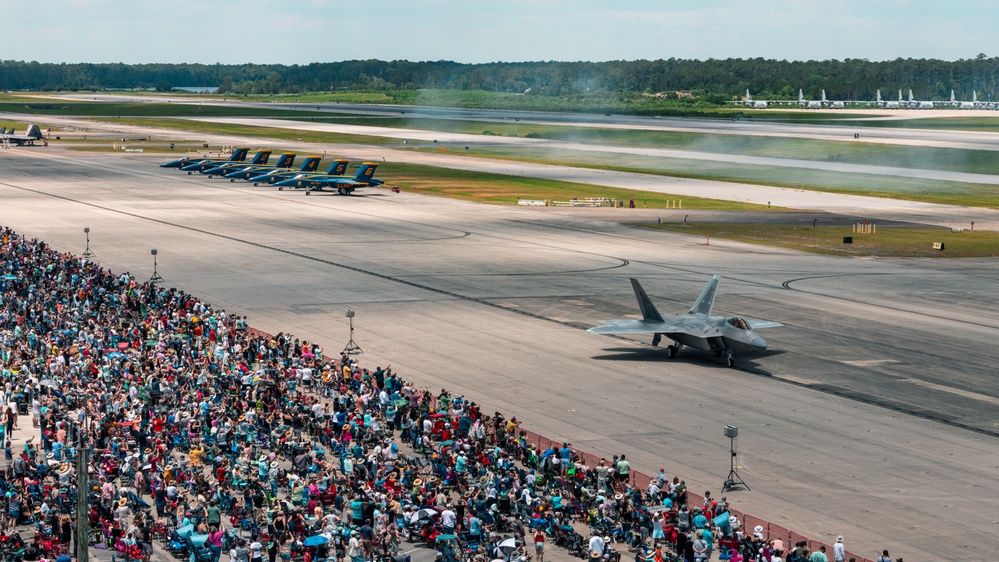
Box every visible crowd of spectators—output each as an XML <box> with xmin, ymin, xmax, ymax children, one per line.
<box><xmin>0</xmin><ymin>226</ymin><xmax>877</xmax><ymax>562</ymax></box>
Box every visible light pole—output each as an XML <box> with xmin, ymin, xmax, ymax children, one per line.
<box><xmin>82</xmin><ymin>227</ymin><xmax>94</xmax><ymax>259</ymax></box>
<box><xmin>149</xmin><ymin>248</ymin><xmax>164</xmax><ymax>283</ymax></box>
<box><xmin>342</xmin><ymin>309</ymin><xmax>362</xmax><ymax>355</ymax></box>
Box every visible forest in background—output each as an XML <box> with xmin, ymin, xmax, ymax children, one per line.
<box><xmin>3</xmin><ymin>56</ymin><xmax>998</xmax><ymax>102</ymax></box>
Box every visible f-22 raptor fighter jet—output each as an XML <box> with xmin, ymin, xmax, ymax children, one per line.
<box><xmin>587</xmin><ymin>275</ymin><xmax>781</xmax><ymax>367</ymax></box>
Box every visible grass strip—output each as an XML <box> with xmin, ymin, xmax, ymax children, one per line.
<box><xmin>407</xmin><ymin>145</ymin><xmax>999</xmax><ymax>209</ymax></box>
<box><xmin>642</xmin><ymin>223</ymin><xmax>998</xmax><ymax>258</ymax></box>
<box><xmin>375</xmin><ymin>163</ymin><xmax>767</xmax><ymax>209</ymax></box>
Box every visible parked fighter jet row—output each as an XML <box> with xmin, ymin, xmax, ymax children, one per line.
<box><xmin>736</xmin><ymin>88</ymin><xmax>999</xmax><ymax>109</ymax></box>
<box><xmin>159</xmin><ymin>148</ymin><xmax>384</xmax><ymax>196</ymax></box>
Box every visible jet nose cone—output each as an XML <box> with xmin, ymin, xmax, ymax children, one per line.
<box><xmin>750</xmin><ymin>336</ymin><xmax>767</xmax><ymax>350</ymax></box>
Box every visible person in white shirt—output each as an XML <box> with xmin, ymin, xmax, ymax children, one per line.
<box><xmin>588</xmin><ymin>534</ymin><xmax>605</xmax><ymax>558</ymax></box>
<box><xmin>440</xmin><ymin>506</ymin><xmax>456</xmax><ymax>531</ymax></box>
<box><xmin>833</xmin><ymin>536</ymin><xmax>846</xmax><ymax>562</ymax></box>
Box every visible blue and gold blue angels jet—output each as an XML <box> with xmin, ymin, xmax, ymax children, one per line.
<box><xmin>273</xmin><ymin>162</ymin><xmax>383</xmax><ymax>195</ymax></box>
<box><xmin>161</xmin><ymin>147</ymin><xmax>249</xmax><ymax>169</ymax></box>
<box><xmin>219</xmin><ymin>153</ymin><xmax>300</xmax><ymax>181</ymax></box>
<box><xmin>180</xmin><ymin>149</ymin><xmax>270</xmax><ymax>174</ymax></box>
<box><xmin>587</xmin><ymin>275</ymin><xmax>782</xmax><ymax>367</ymax></box>
<box><xmin>201</xmin><ymin>151</ymin><xmax>284</xmax><ymax>177</ymax></box>
<box><xmin>226</xmin><ymin>155</ymin><xmax>322</xmax><ymax>182</ymax></box>
<box><xmin>246</xmin><ymin>158</ymin><xmax>346</xmax><ymax>186</ymax></box>
<box><xmin>0</xmin><ymin>124</ymin><xmax>45</xmax><ymax>146</ymax></box>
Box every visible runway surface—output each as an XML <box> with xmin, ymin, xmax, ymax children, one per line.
<box><xmin>192</xmin><ymin>116</ymin><xmax>999</xmax><ymax>185</ymax></box>
<box><xmin>13</xmin><ymin>114</ymin><xmax>999</xmax><ymax>232</ymax></box>
<box><xmin>1</xmin><ymin>148</ymin><xmax>997</xmax><ymax>560</ymax></box>
<box><xmin>50</xmin><ymin>92</ymin><xmax>999</xmax><ymax>151</ymax></box>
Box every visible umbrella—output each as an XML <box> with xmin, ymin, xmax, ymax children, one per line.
<box><xmin>646</xmin><ymin>505</ymin><xmax>673</xmax><ymax>513</ymax></box>
<box><xmin>435</xmin><ymin>535</ymin><xmax>458</xmax><ymax>541</ymax></box>
<box><xmin>713</xmin><ymin>511</ymin><xmax>731</xmax><ymax>527</ymax></box>
<box><xmin>392</xmin><ymin>399</ymin><xmax>409</xmax><ymax>407</ymax></box>
<box><xmin>144</xmin><ymin>340</ymin><xmax>158</xmax><ymax>348</ymax></box>
<box><xmin>190</xmin><ymin>534</ymin><xmax>209</xmax><ymax>547</ymax></box>
<box><xmin>428</xmin><ymin>413</ymin><xmax>446</xmax><ymax>419</ymax></box>
<box><xmin>303</xmin><ymin>535</ymin><xmax>330</xmax><ymax>547</ymax></box>
<box><xmin>117</xmin><ymin>342</ymin><xmax>130</xmax><ymax>350</ymax></box>
<box><xmin>0</xmin><ymin>274</ymin><xmax>16</xmax><ymax>281</ymax></box>
<box><xmin>176</xmin><ymin>524</ymin><xmax>194</xmax><ymax>538</ymax></box>
<box><xmin>416</xmin><ymin>508</ymin><xmax>439</xmax><ymax>521</ymax></box>
<box><xmin>498</xmin><ymin>538</ymin><xmax>518</xmax><ymax>551</ymax></box>
<box><xmin>40</xmin><ymin>380</ymin><xmax>60</xmax><ymax>389</ymax></box>
<box><xmin>438</xmin><ymin>440</ymin><xmax>454</xmax><ymax>447</ymax></box>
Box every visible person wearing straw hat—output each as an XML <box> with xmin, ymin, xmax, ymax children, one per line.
<box><xmin>833</xmin><ymin>536</ymin><xmax>846</xmax><ymax>562</ymax></box>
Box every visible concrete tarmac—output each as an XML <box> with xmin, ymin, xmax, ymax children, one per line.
<box><xmin>1</xmin><ymin>149</ymin><xmax>998</xmax><ymax>560</ymax></box>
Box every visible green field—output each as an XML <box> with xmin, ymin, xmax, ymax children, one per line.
<box><xmin>406</xmin><ymin>144</ymin><xmax>999</xmax><ymax>209</ymax></box>
<box><xmin>644</xmin><ymin>223</ymin><xmax>999</xmax><ymax>258</ymax></box>
<box><xmin>376</xmin><ymin>163</ymin><xmax>766</xmax><ymax>209</ymax></box>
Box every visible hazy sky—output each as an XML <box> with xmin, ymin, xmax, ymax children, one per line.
<box><xmin>2</xmin><ymin>0</ymin><xmax>994</xmax><ymax>65</ymax></box>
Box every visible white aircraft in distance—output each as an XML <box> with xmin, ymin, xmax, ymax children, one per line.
<box><xmin>798</xmin><ymin>89</ymin><xmax>845</xmax><ymax>109</ymax></box>
<box><xmin>587</xmin><ymin>275</ymin><xmax>782</xmax><ymax>368</ymax></box>
<box><xmin>946</xmin><ymin>90</ymin><xmax>992</xmax><ymax>109</ymax></box>
<box><xmin>876</xmin><ymin>89</ymin><xmax>904</xmax><ymax>109</ymax></box>
<box><xmin>738</xmin><ymin>89</ymin><xmax>769</xmax><ymax>109</ymax></box>
<box><xmin>907</xmin><ymin>89</ymin><xmax>935</xmax><ymax>109</ymax></box>
<box><xmin>0</xmin><ymin>124</ymin><xmax>45</xmax><ymax>146</ymax></box>
<box><xmin>798</xmin><ymin>89</ymin><xmax>821</xmax><ymax>109</ymax></box>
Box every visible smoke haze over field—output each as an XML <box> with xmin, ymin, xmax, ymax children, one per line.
<box><xmin>1</xmin><ymin>0</ymin><xmax>996</xmax><ymax>65</ymax></box>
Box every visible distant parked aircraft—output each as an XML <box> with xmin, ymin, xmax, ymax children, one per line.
<box><xmin>274</xmin><ymin>162</ymin><xmax>384</xmax><ymax>196</ymax></box>
<box><xmin>730</xmin><ymin>89</ymin><xmax>770</xmax><ymax>109</ymax></box>
<box><xmin>0</xmin><ymin>124</ymin><xmax>45</xmax><ymax>146</ymax></box>
<box><xmin>220</xmin><ymin>153</ymin><xmax>301</xmax><ymax>181</ymax></box>
<box><xmin>907</xmin><ymin>89</ymin><xmax>934</xmax><ymax>109</ymax></box>
<box><xmin>874</xmin><ymin>90</ymin><xmax>903</xmax><ymax>109</ymax></box>
<box><xmin>181</xmin><ymin>150</ymin><xmax>271</xmax><ymax>175</ymax></box>
<box><xmin>250</xmin><ymin>159</ymin><xmax>349</xmax><ymax>186</ymax></box>
<box><xmin>227</xmin><ymin>155</ymin><xmax>322</xmax><ymax>182</ymax></box>
<box><xmin>161</xmin><ymin>147</ymin><xmax>248</xmax><ymax>169</ymax></box>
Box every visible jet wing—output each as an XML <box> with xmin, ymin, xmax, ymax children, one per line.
<box><xmin>587</xmin><ymin>317</ymin><xmax>719</xmax><ymax>336</ymax></box>
<box><xmin>745</xmin><ymin>318</ymin><xmax>783</xmax><ymax>330</ymax></box>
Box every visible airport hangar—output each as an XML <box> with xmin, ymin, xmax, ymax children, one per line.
<box><xmin>1</xmin><ymin>114</ymin><xmax>998</xmax><ymax>560</ymax></box>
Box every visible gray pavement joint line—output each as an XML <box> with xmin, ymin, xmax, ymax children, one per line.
<box><xmin>782</xmin><ymin>275</ymin><xmax>999</xmax><ymax>330</ymax></box>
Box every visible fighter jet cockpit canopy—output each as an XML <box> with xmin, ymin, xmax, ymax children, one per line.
<box><xmin>726</xmin><ymin>317</ymin><xmax>750</xmax><ymax>331</ymax></box>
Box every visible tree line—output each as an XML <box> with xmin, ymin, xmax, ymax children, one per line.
<box><xmin>2</xmin><ymin>56</ymin><xmax>999</xmax><ymax>101</ymax></box>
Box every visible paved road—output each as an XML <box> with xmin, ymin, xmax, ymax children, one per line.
<box><xmin>1</xmin><ymin>149</ymin><xmax>997</xmax><ymax>560</ymax></box>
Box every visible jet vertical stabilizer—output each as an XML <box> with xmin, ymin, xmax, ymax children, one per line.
<box><xmin>689</xmin><ymin>275</ymin><xmax>720</xmax><ymax>316</ymax></box>
<box><xmin>630</xmin><ymin>279</ymin><xmax>664</xmax><ymax>323</ymax></box>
